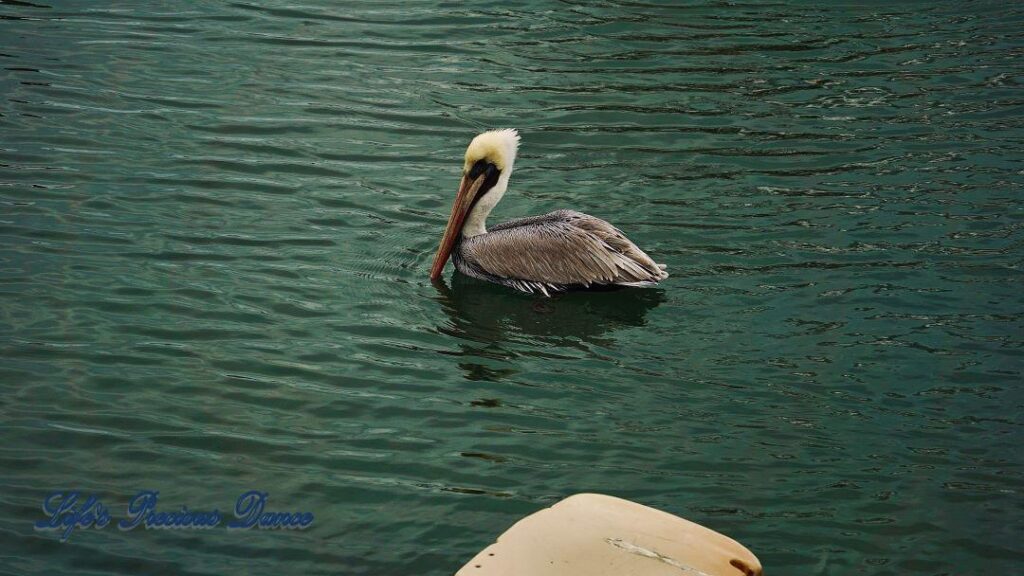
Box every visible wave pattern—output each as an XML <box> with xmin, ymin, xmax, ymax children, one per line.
<box><xmin>1</xmin><ymin>1</ymin><xmax>1022</xmax><ymax>574</ymax></box>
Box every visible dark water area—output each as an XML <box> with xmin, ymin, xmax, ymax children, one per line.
<box><xmin>1</xmin><ymin>1</ymin><xmax>1022</xmax><ymax>574</ymax></box>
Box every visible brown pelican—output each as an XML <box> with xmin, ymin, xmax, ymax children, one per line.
<box><xmin>429</xmin><ymin>129</ymin><xmax>668</xmax><ymax>296</ymax></box>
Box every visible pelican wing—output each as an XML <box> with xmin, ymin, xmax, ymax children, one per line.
<box><xmin>462</xmin><ymin>210</ymin><xmax>668</xmax><ymax>295</ymax></box>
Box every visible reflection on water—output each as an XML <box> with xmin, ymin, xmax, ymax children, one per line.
<box><xmin>434</xmin><ymin>274</ymin><xmax>665</xmax><ymax>382</ymax></box>
<box><xmin>434</xmin><ymin>273</ymin><xmax>665</xmax><ymax>346</ymax></box>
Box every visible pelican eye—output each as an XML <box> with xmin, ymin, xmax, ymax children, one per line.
<box><xmin>468</xmin><ymin>159</ymin><xmax>499</xmax><ymax>180</ymax></box>
<box><xmin>467</xmin><ymin>159</ymin><xmax>501</xmax><ymax>197</ymax></box>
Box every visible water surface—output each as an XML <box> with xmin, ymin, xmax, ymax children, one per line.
<box><xmin>1</xmin><ymin>1</ymin><xmax>1022</xmax><ymax>574</ymax></box>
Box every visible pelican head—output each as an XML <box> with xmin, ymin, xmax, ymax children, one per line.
<box><xmin>430</xmin><ymin>128</ymin><xmax>520</xmax><ymax>280</ymax></box>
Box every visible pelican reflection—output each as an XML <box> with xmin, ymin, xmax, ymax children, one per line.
<box><xmin>433</xmin><ymin>273</ymin><xmax>665</xmax><ymax>348</ymax></box>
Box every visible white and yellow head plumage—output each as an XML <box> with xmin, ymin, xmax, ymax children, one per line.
<box><xmin>464</xmin><ymin>128</ymin><xmax>520</xmax><ymax>172</ymax></box>
<box><xmin>457</xmin><ymin>128</ymin><xmax>521</xmax><ymax>237</ymax></box>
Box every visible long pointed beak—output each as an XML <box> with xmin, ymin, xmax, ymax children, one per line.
<box><xmin>430</xmin><ymin>173</ymin><xmax>486</xmax><ymax>280</ymax></box>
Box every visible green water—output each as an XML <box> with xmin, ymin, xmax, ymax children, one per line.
<box><xmin>2</xmin><ymin>1</ymin><xmax>1022</xmax><ymax>574</ymax></box>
